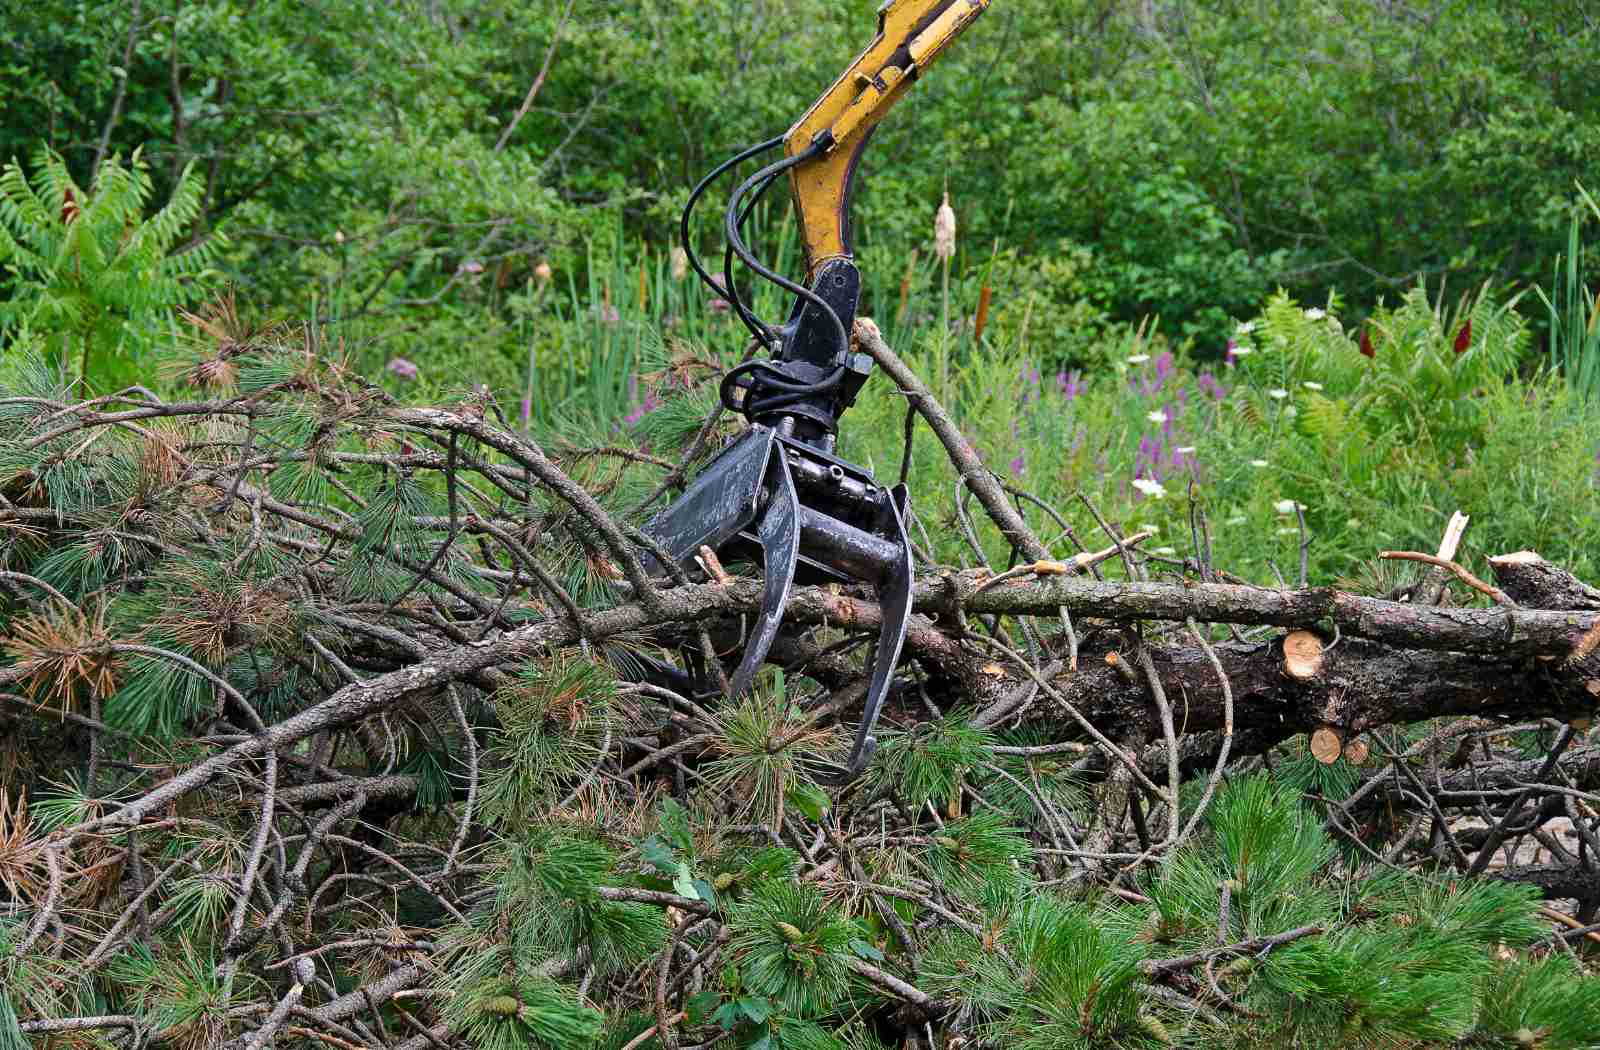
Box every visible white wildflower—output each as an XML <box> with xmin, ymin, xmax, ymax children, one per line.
<box><xmin>1236</xmin><ymin>321</ymin><xmax>1257</xmax><ymax>335</ymax></box>
<box><xmin>1147</xmin><ymin>410</ymin><xmax>1168</xmax><ymax>424</ymax></box>
<box><xmin>1250</xmin><ymin>459</ymin><xmax>1270</xmax><ymax>468</ymax></box>
<box><xmin>1138</xmin><ymin>523</ymin><xmax>1160</xmax><ymax>535</ymax></box>
<box><xmin>1230</xmin><ymin>345</ymin><xmax>1253</xmax><ymax>356</ymax></box>
<box><xmin>1304</xmin><ymin>307</ymin><xmax>1326</xmax><ymax>320</ymax></box>
<box><xmin>1303</xmin><ymin>381</ymin><xmax>1324</xmax><ymax>391</ymax></box>
<box><xmin>1131</xmin><ymin>479</ymin><xmax>1167</xmax><ymax>499</ymax></box>
<box><xmin>1268</xmin><ymin>388</ymin><xmax>1289</xmax><ymax>400</ymax></box>
<box><xmin>1284</xmin><ymin>405</ymin><xmax>1298</xmax><ymax>419</ymax></box>
<box><xmin>1225</xmin><ymin>515</ymin><xmax>1248</xmax><ymax>526</ymax></box>
<box><xmin>1127</xmin><ymin>353</ymin><xmax>1152</xmax><ymax>364</ymax></box>
<box><xmin>1274</xmin><ymin>499</ymin><xmax>1301</xmax><ymax>515</ymax></box>
<box><xmin>1175</xmin><ymin>445</ymin><xmax>1196</xmax><ymax>454</ymax></box>
<box><xmin>1154</xmin><ymin>547</ymin><xmax>1177</xmax><ymax>556</ymax></box>
<box><xmin>1277</xmin><ymin>526</ymin><xmax>1302</xmax><ymax>535</ymax></box>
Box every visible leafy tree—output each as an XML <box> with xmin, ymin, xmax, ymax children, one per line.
<box><xmin>0</xmin><ymin>146</ymin><xmax>215</xmax><ymax>392</ymax></box>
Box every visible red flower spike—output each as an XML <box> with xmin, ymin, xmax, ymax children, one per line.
<box><xmin>1360</xmin><ymin>329</ymin><xmax>1375</xmax><ymax>359</ymax></box>
<box><xmin>61</xmin><ymin>187</ymin><xmax>78</xmax><ymax>226</ymax></box>
<box><xmin>1453</xmin><ymin>318</ymin><xmax>1471</xmax><ymax>354</ymax></box>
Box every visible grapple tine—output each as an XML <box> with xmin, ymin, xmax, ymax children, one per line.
<box><xmin>816</xmin><ymin>482</ymin><xmax>914</xmax><ymax>786</ymax></box>
<box><xmin>638</xmin><ymin>427</ymin><xmax>774</xmax><ymax>577</ymax></box>
<box><xmin>729</xmin><ymin>448</ymin><xmax>801</xmax><ymax>698</ymax></box>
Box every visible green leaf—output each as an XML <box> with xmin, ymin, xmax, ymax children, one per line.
<box><xmin>672</xmin><ymin>861</ymin><xmax>699</xmax><ymax>901</ymax></box>
<box><xmin>849</xmin><ymin>938</ymin><xmax>885</xmax><ymax>962</ymax></box>
<box><xmin>640</xmin><ymin>835</ymin><xmax>677</xmax><ymax>875</ymax></box>
<box><xmin>685</xmin><ymin>991</ymin><xmax>721</xmax><ymax>1026</ymax></box>
<box><xmin>711</xmin><ymin>1002</ymin><xmax>744</xmax><ymax>1030</ymax></box>
<box><xmin>660</xmin><ymin>797</ymin><xmax>692</xmax><ymax>852</ymax></box>
<box><xmin>785</xmin><ymin>782</ymin><xmax>830</xmax><ymax>823</ymax></box>
<box><xmin>738</xmin><ymin>997</ymin><xmax>773</xmax><ymax>1024</ymax></box>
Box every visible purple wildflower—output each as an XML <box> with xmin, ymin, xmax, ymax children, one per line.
<box><xmin>1225</xmin><ymin>340</ymin><xmax>1239</xmax><ymax>366</ymax></box>
<box><xmin>386</xmin><ymin>357</ymin><xmax>418</xmax><ymax>380</ymax></box>
<box><xmin>521</xmin><ymin>396</ymin><xmax>532</xmax><ymax>425</ymax></box>
<box><xmin>1008</xmin><ymin>453</ymin><xmax>1026</xmax><ymax>477</ymax></box>
<box><xmin>1154</xmin><ymin>351</ymin><xmax>1175</xmax><ymax>381</ymax></box>
<box><xmin>708</xmin><ymin>298</ymin><xmax>731</xmax><ymax>314</ymax></box>
<box><xmin>1133</xmin><ymin>368</ymin><xmax>1166</xmax><ymax>398</ymax></box>
<box><xmin>624</xmin><ymin>391</ymin><xmax>660</xmax><ymax>429</ymax></box>
<box><xmin>1197</xmin><ymin>372</ymin><xmax>1227</xmax><ymax>400</ymax></box>
<box><xmin>1057</xmin><ymin>370</ymin><xmax>1086</xmax><ymax>401</ymax></box>
<box><xmin>1135</xmin><ymin>434</ymin><xmax>1164</xmax><ymax>482</ymax></box>
<box><xmin>1020</xmin><ymin>363</ymin><xmax>1042</xmax><ymax>404</ymax></box>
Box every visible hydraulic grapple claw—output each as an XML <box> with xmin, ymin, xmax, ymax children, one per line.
<box><xmin>640</xmin><ymin>0</ymin><xmax>995</xmax><ymax>775</ymax></box>
<box><xmin>640</xmin><ymin>425</ymin><xmax>914</xmax><ymax>781</ymax></box>
<box><xmin>728</xmin><ymin>444</ymin><xmax>800</xmax><ymax>700</ymax></box>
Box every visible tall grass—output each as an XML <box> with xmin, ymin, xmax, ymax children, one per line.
<box><xmin>523</xmin><ymin>205</ymin><xmax>810</xmax><ymax>430</ymax></box>
<box><xmin>1536</xmin><ymin>185</ymin><xmax>1600</xmax><ymax>401</ymax></box>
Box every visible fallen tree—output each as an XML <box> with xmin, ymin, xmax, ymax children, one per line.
<box><xmin>1</xmin><ymin>315</ymin><xmax>1597</xmax><ymax>1049</ymax></box>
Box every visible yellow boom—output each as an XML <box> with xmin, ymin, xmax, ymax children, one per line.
<box><xmin>784</xmin><ymin>0</ymin><xmax>990</xmax><ymax>278</ymax></box>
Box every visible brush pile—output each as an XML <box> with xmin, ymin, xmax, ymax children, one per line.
<box><xmin>2</xmin><ymin>315</ymin><xmax>1597</xmax><ymax>1049</ymax></box>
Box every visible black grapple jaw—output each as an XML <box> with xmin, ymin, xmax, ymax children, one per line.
<box><xmin>639</xmin><ymin>259</ymin><xmax>913</xmax><ymax>785</ymax></box>
<box><xmin>640</xmin><ymin>426</ymin><xmax>913</xmax><ymax>785</ymax></box>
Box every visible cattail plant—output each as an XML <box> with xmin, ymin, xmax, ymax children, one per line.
<box><xmin>935</xmin><ymin>189</ymin><xmax>956</xmax><ymax>395</ymax></box>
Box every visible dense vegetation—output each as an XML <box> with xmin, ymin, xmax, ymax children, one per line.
<box><xmin>3</xmin><ymin>2</ymin><xmax>1600</xmax><ymax>1049</ymax></box>
<box><xmin>6</xmin><ymin>0</ymin><xmax>1600</xmax><ymax>388</ymax></box>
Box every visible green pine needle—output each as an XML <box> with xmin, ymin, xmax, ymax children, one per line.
<box><xmin>728</xmin><ymin>879</ymin><xmax>858</xmax><ymax>1018</ymax></box>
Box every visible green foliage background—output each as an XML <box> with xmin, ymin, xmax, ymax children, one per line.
<box><xmin>5</xmin><ymin>0</ymin><xmax>1600</xmax><ymax>370</ymax></box>
<box><xmin>3</xmin><ymin>6</ymin><xmax>1600</xmax><ymax>1046</ymax></box>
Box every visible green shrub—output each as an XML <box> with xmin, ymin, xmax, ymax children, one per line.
<box><xmin>0</xmin><ymin>147</ymin><xmax>218</xmax><ymax>393</ymax></box>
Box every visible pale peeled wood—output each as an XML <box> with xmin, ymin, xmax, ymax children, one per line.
<box><xmin>1436</xmin><ymin>512</ymin><xmax>1469</xmax><ymax>562</ymax></box>
<box><xmin>1342</xmin><ymin>736</ymin><xmax>1370</xmax><ymax>764</ymax></box>
<box><xmin>1283</xmin><ymin>630</ymin><xmax>1325</xmax><ymax>680</ymax></box>
<box><xmin>1310</xmin><ymin>727</ymin><xmax>1344</xmax><ymax>765</ymax></box>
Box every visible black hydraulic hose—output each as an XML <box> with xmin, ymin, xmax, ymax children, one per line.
<box><xmin>681</xmin><ymin>136</ymin><xmax>783</xmax><ymax>342</ymax></box>
<box><xmin>682</xmin><ymin>137</ymin><xmax>851</xmax><ymax>421</ymax></box>
<box><xmin>721</xmin><ymin>165</ymin><xmax>787</xmax><ymax>345</ymax></box>
<box><xmin>722</xmin><ymin>141</ymin><xmax>849</xmax><ymax>371</ymax></box>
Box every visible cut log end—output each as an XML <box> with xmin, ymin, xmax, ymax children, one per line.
<box><xmin>1342</xmin><ymin>736</ymin><xmax>1370</xmax><ymax>765</ymax></box>
<box><xmin>1283</xmin><ymin>630</ymin><xmax>1325</xmax><ymax>681</ymax></box>
<box><xmin>1310</xmin><ymin>726</ymin><xmax>1344</xmax><ymax>765</ymax></box>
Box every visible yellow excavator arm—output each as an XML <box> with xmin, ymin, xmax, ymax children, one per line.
<box><xmin>785</xmin><ymin>0</ymin><xmax>990</xmax><ymax>277</ymax></box>
<box><xmin>645</xmin><ymin>1</ymin><xmax>993</xmax><ymax>784</ymax></box>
